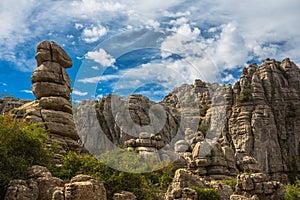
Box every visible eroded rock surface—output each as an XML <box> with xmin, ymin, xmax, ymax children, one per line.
<box><xmin>12</xmin><ymin>41</ymin><xmax>82</xmax><ymax>163</ymax></box>
<box><xmin>5</xmin><ymin>166</ymin><xmax>106</xmax><ymax>200</ymax></box>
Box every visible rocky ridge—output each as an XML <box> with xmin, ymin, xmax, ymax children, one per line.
<box><xmin>75</xmin><ymin>58</ymin><xmax>300</xmax><ymax>183</ymax></box>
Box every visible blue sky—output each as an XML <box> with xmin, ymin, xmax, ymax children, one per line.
<box><xmin>1</xmin><ymin>0</ymin><xmax>300</xmax><ymax>102</ymax></box>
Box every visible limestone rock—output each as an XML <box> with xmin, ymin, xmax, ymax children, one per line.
<box><xmin>234</xmin><ymin>172</ymin><xmax>286</xmax><ymax>200</ymax></box>
<box><xmin>64</xmin><ymin>175</ymin><xmax>106</xmax><ymax>200</ymax></box>
<box><xmin>229</xmin><ymin>58</ymin><xmax>300</xmax><ymax>181</ymax></box>
<box><xmin>4</xmin><ymin>180</ymin><xmax>39</xmax><ymax>200</ymax></box>
<box><xmin>113</xmin><ymin>191</ymin><xmax>137</xmax><ymax>200</ymax></box>
<box><xmin>5</xmin><ymin>166</ymin><xmax>107</xmax><ymax>200</ymax></box>
<box><xmin>11</xmin><ymin>40</ymin><xmax>82</xmax><ymax>163</ymax></box>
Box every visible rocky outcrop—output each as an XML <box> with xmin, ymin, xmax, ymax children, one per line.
<box><xmin>164</xmin><ymin>169</ymin><xmax>233</xmax><ymax>200</ymax></box>
<box><xmin>113</xmin><ymin>191</ymin><xmax>136</xmax><ymax>200</ymax></box>
<box><xmin>11</xmin><ymin>41</ymin><xmax>82</xmax><ymax>163</ymax></box>
<box><xmin>231</xmin><ymin>172</ymin><xmax>286</xmax><ymax>200</ymax></box>
<box><xmin>5</xmin><ymin>166</ymin><xmax>106</xmax><ymax>200</ymax></box>
<box><xmin>228</xmin><ymin>58</ymin><xmax>300</xmax><ymax>182</ymax></box>
<box><xmin>0</xmin><ymin>96</ymin><xmax>31</xmax><ymax>114</ymax></box>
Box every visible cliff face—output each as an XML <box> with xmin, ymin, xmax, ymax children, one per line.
<box><xmin>228</xmin><ymin>58</ymin><xmax>300</xmax><ymax>181</ymax></box>
<box><xmin>75</xmin><ymin>58</ymin><xmax>300</xmax><ymax>182</ymax></box>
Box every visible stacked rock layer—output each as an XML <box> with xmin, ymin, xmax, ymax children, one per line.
<box><xmin>12</xmin><ymin>41</ymin><xmax>81</xmax><ymax>163</ymax></box>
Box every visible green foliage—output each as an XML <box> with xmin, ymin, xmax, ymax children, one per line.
<box><xmin>237</xmin><ymin>88</ymin><xmax>252</xmax><ymax>103</ymax></box>
<box><xmin>189</xmin><ymin>186</ymin><xmax>221</xmax><ymax>200</ymax></box>
<box><xmin>285</xmin><ymin>179</ymin><xmax>300</xmax><ymax>200</ymax></box>
<box><xmin>198</xmin><ymin>124</ymin><xmax>208</xmax><ymax>134</ymax></box>
<box><xmin>200</xmin><ymin>104</ymin><xmax>209</xmax><ymax>117</ymax></box>
<box><xmin>54</xmin><ymin>151</ymin><xmax>175</xmax><ymax>200</ymax></box>
<box><xmin>219</xmin><ymin>179</ymin><xmax>237</xmax><ymax>191</ymax></box>
<box><xmin>0</xmin><ymin>115</ymin><xmax>51</xmax><ymax>199</ymax></box>
<box><xmin>98</xmin><ymin>101</ymin><xmax>104</xmax><ymax>110</ymax></box>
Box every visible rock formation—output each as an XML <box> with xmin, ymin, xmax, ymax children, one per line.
<box><xmin>164</xmin><ymin>169</ymin><xmax>233</xmax><ymax>200</ymax></box>
<box><xmin>230</xmin><ymin>172</ymin><xmax>286</xmax><ymax>200</ymax></box>
<box><xmin>0</xmin><ymin>96</ymin><xmax>31</xmax><ymax>114</ymax></box>
<box><xmin>228</xmin><ymin>58</ymin><xmax>300</xmax><ymax>182</ymax></box>
<box><xmin>12</xmin><ymin>41</ymin><xmax>82</xmax><ymax>163</ymax></box>
<box><xmin>5</xmin><ymin>166</ymin><xmax>107</xmax><ymax>200</ymax></box>
<box><xmin>73</xmin><ymin>58</ymin><xmax>300</xmax><ymax>199</ymax></box>
<box><xmin>113</xmin><ymin>191</ymin><xmax>136</xmax><ymax>200</ymax></box>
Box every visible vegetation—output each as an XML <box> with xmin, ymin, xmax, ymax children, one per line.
<box><xmin>198</xmin><ymin>124</ymin><xmax>208</xmax><ymax>135</ymax></box>
<box><xmin>0</xmin><ymin>115</ymin><xmax>51</xmax><ymax>199</ymax></box>
<box><xmin>199</xmin><ymin>104</ymin><xmax>209</xmax><ymax>117</ymax></box>
<box><xmin>285</xmin><ymin>179</ymin><xmax>300</xmax><ymax>200</ymax></box>
<box><xmin>236</xmin><ymin>88</ymin><xmax>252</xmax><ymax>103</ymax></box>
<box><xmin>53</xmin><ymin>151</ymin><xmax>176</xmax><ymax>200</ymax></box>
<box><xmin>219</xmin><ymin>179</ymin><xmax>237</xmax><ymax>191</ymax></box>
<box><xmin>188</xmin><ymin>186</ymin><xmax>221</xmax><ymax>200</ymax></box>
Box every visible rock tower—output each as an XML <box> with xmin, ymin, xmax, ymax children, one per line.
<box><xmin>13</xmin><ymin>41</ymin><xmax>82</xmax><ymax>162</ymax></box>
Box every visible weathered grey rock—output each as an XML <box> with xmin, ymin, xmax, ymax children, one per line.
<box><xmin>5</xmin><ymin>167</ymin><xmax>107</xmax><ymax>200</ymax></box>
<box><xmin>113</xmin><ymin>191</ymin><xmax>136</xmax><ymax>200</ymax></box>
<box><xmin>5</xmin><ymin>180</ymin><xmax>39</xmax><ymax>200</ymax></box>
<box><xmin>229</xmin><ymin>58</ymin><xmax>300</xmax><ymax>181</ymax></box>
<box><xmin>11</xmin><ymin>40</ymin><xmax>82</xmax><ymax>163</ymax></box>
<box><xmin>64</xmin><ymin>175</ymin><xmax>106</xmax><ymax>200</ymax></box>
<box><xmin>36</xmin><ymin>40</ymin><xmax>72</xmax><ymax>68</ymax></box>
<box><xmin>234</xmin><ymin>172</ymin><xmax>286</xmax><ymax>200</ymax></box>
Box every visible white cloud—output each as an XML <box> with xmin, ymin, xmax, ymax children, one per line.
<box><xmin>72</xmin><ymin>89</ymin><xmax>88</xmax><ymax>96</ymax></box>
<box><xmin>164</xmin><ymin>11</ymin><xmax>191</xmax><ymax>17</ymax></box>
<box><xmin>78</xmin><ymin>74</ymin><xmax>121</xmax><ymax>84</ymax></box>
<box><xmin>82</xmin><ymin>25</ymin><xmax>108</xmax><ymax>43</ymax></box>
<box><xmin>21</xmin><ymin>90</ymin><xmax>32</xmax><ymax>94</ymax></box>
<box><xmin>1</xmin><ymin>0</ymin><xmax>300</xmax><ymax>94</ymax></box>
<box><xmin>0</xmin><ymin>82</ymin><xmax>7</xmax><ymax>86</ymax></box>
<box><xmin>145</xmin><ymin>19</ymin><xmax>160</xmax><ymax>30</ymax></box>
<box><xmin>86</xmin><ymin>49</ymin><xmax>116</xmax><ymax>67</ymax></box>
<box><xmin>91</xmin><ymin>66</ymin><xmax>99</xmax><ymax>70</ymax></box>
<box><xmin>78</xmin><ymin>76</ymin><xmax>101</xmax><ymax>84</ymax></box>
<box><xmin>75</xmin><ymin>23</ymin><xmax>83</xmax><ymax>30</ymax></box>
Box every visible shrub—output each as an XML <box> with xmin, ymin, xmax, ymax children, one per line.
<box><xmin>237</xmin><ymin>88</ymin><xmax>252</xmax><ymax>103</ymax></box>
<box><xmin>220</xmin><ymin>179</ymin><xmax>237</xmax><ymax>191</ymax></box>
<box><xmin>54</xmin><ymin>151</ymin><xmax>175</xmax><ymax>200</ymax></box>
<box><xmin>198</xmin><ymin>124</ymin><xmax>208</xmax><ymax>134</ymax></box>
<box><xmin>285</xmin><ymin>179</ymin><xmax>300</xmax><ymax>200</ymax></box>
<box><xmin>189</xmin><ymin>186</ymin><xmax>221</xmax><ymax>200</ymax></box>
<box><xmin>0</xmin><ymin>115</ymin><xmax>51</xmax><ymax>199</ymax></box>
<box><xmin>200</xmin><ymin>104</ymin><xmax>209</xmax><ymax>117</ymax></box>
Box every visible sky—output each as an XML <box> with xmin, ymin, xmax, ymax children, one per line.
<box><xmin>1</xmin><ymin>0</ymin><xmax>300</xmax><ymax>102</ymax></box>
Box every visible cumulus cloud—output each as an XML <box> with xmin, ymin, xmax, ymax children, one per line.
<box><xmin>72</xmin><ymin>89</ymin><xmax>88</xmax><ymax>96</ymax></box>
<box><xmin>82</xmin><ymin>25</ymin><xmax>108</xmax><ymax>43</ymax></box>
<box><xmin>85</xmin><ymin>49</ymin><xmax>116</xmax><ymax>67</ymax></box>
<box><xmin>2</xmin><ymin>0</ymin><xmax>300</xmax><ymax>100</ymax></box>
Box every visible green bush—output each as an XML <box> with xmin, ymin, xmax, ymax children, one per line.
<box><xmin>54</xmin><ymin>151</ymin><xmax>175</xmax><ymax>200</ymax></box>
<box><xmin>237</xmin><ymin>88</ymin><xmax>252</xmax><ymax>103</ymax></box>
<box><xmin>200</xmin><ymin>104</ymin><xmax>209</xmax><ymax>117</ymax></box>
<box><xmin>0</xmin><ymin>115</ymin><xmax>51</xmax><ymax>199</ymax></box>
<box><xmin>189</xmin><ymin>186</ymin><xmax>221</xmax><ymax>200</ymax></box>
<box><xmin>198</xmin><ymin>124</ymin><xmax>208</xmax><ymax>134</ymax></box>
<box><xmin>219</xmin><ymin>179</ymin><xmax>237</xmax><ymax>191</ymax></box>
<box><xmin>285</xmin><ymin>179</ymin><xmax>300</xmax><ymax>200</ymax></box>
